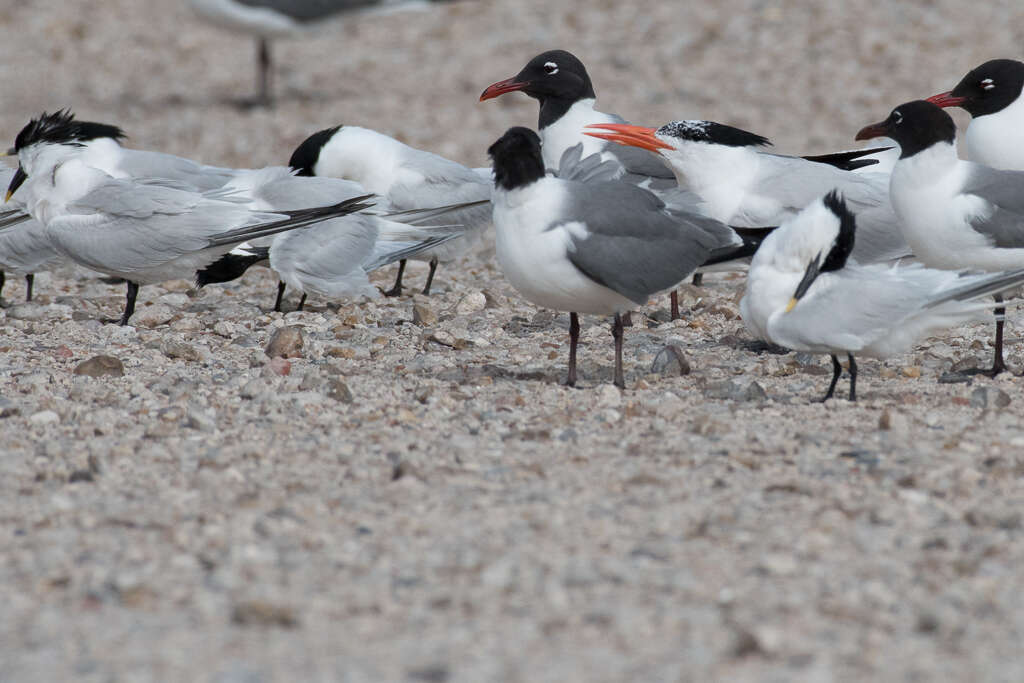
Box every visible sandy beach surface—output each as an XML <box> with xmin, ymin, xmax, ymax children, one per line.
<box><xmin>3</xmin><ymin>1</ymin><xmax>1024</xmax><ymax>681</ymax></box>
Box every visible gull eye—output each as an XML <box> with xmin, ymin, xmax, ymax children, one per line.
<box><xmin>892</xmin><ymin>110</ymin><xmax>903</xmax><ymax>125</ymax></box>
<box><xmin>981</xmin><ymin>78</ymin><xmax>995</xmax><ymax>91</ymax></box>
<box><xmin>543</xmin><ymin>61</ymin><xmax>558</xmax><ymax>75</ymax></box>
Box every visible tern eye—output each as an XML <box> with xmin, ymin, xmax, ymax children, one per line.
<box><xmin>543</xmin><ymin>61</ymin><xmax>558</xmax><ymax>75</ymax></box>
<box><xmin>892</xmin><ymin>110</ymin><xmax>903</xmax><ymax>125</ymax></box>
<box><xmin>981</xmin><ymin>78</ymin><xmax>995</xmax><ymax>91</ymax></box>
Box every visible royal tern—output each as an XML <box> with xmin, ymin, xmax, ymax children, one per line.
<box><xmin>585</xmin><ymin>120</ymin><xmax>911</xmax><ymax>265</ymax></box>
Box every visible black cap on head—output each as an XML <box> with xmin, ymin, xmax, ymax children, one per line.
<box><xmin>481</xmin><ymin>50</ymin><xmax>597</xmax><ymax>129</ymax></box>
<box><xmin>950</xmin><ymin>59</ymin><xmax>1024</xmax><ymax>118</ymax></box>
<box><xmin>288</xmin><ymin>125</ymin><xmax>342</xmax><ymax>176</ymax></box>
<box><xmin>856</xmin><ymin>100</ymin><xmax>956</xmax><ymax>159</ymax></box>
<box><xmin>488</xmin><ymin>127</ymin><xmax>545</xmax><ymax>191</ymax></box>
<box><xmin>820</xmin><ymin>190</ymin><xmax>856</xmax><ymax>273</ymax></box>
<box><xmin>657</xmin><ymin>120</ymin><xmax>771</xmax><ymax>148</ymax></box>
<box><xmin>13</xmin><ymin>109</ymin><xmax>125</xmax><ymax>153</ymax></box>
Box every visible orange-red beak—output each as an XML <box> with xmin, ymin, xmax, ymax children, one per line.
<box><xmin>583</xmin><ymin>123</ymin><xmax>672</xmax><ymax>153</ymax></box>
<box><xmin>479</xmin><ymin>77</ymin><xmax>529</xmax><ymax>102</ymax></box>
<box><xmin>854</xmin><ymin>120</ymin><xmax>889</xmax><ymax>142</ymax></box>
<box><xmin>926</xmin><ymin>91</ymin><xmax>967</xmax><ymax>108</ymax></box>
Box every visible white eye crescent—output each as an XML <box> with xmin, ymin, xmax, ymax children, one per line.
<box><xmin>543</xmin><ymin>62</ymin><xmax>558</xmax><ymax>75</ymax></box>
<box><xmin>892</xmin><ymin>110</ymin><xmax>903</xmax><ymax>124</ymax></box>
<box><xmin>981</xmin><ymin>78</ymin><xmax>995</xmax><ymax>90</ymax></box>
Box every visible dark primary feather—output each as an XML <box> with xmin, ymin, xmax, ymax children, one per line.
<box><xmin>236</xmin><ymin>0</ymin><xmax>381</xmax><ymax>23</ymax></box>
<box><xmin>561</xmin><ymin>181</ymin><xmax>737</xmax><ymax>304</ymax></box>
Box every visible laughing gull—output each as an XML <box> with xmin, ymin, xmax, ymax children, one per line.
<box><xmin>7</xmin><ymin>111</ymin><xmax>374</xmax><ymax>324</ymax></box>
<box><xmin>585</xmin><ymin>120</ymin><xmax>911</xmax><ymax>265</ymax></box>
<box><xmin>742</xmin><ymin>190</ymin><xmax>1024</xmax><ymax>401</ymax></box>
<box><xmin>856</xmin><ymin>99</ymin><xmax>1024</xmax><ymax>375</ymax></box>
<box><xmin>488</xmin><ymin>127</ymin><xmax>753</xmax><ymax>389</ymax></box>
<box><xmin>288</xmin><ymin>124</ymin><xmax>492</xmax><ymax>297</ymax></box>
<box><xmin>188</xmin><ymin>0</ymin><xmax>451</xmax><ymax>107</ymax></box>
<box><xmin>926</xmin><ymin>59</ymin><xmax>1024</xmax><ymax>171</ymax></box>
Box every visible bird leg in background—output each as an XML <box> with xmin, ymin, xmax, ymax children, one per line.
<box><xmin>817</xmin><ymin>355</ymin><xmax>842</xmax><ymax>403</ymax></box>
<box><xmin>118</xmin><ymin>281</ymin><xmax>140</xmax><ymax>326</ymax></box>
<box><xmin>847</xmin><ymin>353</ymin><xmax>858</xmax><ymax>401</ymax></box>
<box><xmin>621</xmin><ymin>311</ymin><xmax>633</xmax><ymax>327</ymax></box>
<box><xmin>566</xmin><ymin>312</ymin><xmax>580</xmax><ymax>387</ymax></box>
<box><xmin>297</xmin><ymin>293</ymin><xmax>307</xmax><ymax>311</ymax></box>
<box><xmin>956</xmin><ymin>294</ymin><xmax>1008</xmax><ymax>377</ymax></box>
<box><xmin>0</xmin><ymin>270</ymin><xmax>5</xmax><ymax>303</ymax></box>
<box><xmin>384</xmin><ymin>259</ymin><xmax>407</xmax><ymax>297</ymax></box>
<box><xmin>421</xmin><ymin>257</ymin><xmax>439</xmax><ymax>296</ymax></box>
<box><xmin>274</xmin><ymin>281</ymin><xmax>287</xmax><ymax>312</ymax></box>
<box><xmin>255</xmin><ymin>38</ymin><xmax>273</xmax><ymax>108</ymax></box>
<box><xmin>24</xmin><ymin>273</ymin><xmax>33</xmax><ymax>302</ymax></box>
<box><xmin>691</xmin><ymin>273</ymin><xmax>704</xmax><ymax>287</ymax></box>
<box><xmin>670</xmin><ymin>290</ymin><xmax>680</xmax><ymax>321</ymax></box>
<box><xmin>612</xmin><ymin>312</ymin><xmax>625</xmax><ymax>389</ymax></box>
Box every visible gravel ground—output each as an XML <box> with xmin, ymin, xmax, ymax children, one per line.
<box><xmin>3</xmin><ymin>1</ymin><xmax>1024</xmax><ymax>681</ymax></box>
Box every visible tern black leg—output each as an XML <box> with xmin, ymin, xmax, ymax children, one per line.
<box><xmin>384</xmin><ymin>260</ymin><xmax>406</xmax><ymax>297</ymax></box>
<box><xmin>691</xmin><ymin>272</ymin><xmax>704</xmax><ymax>287</ymax></box>
<box><xmin>816</xmin><ymin>354</ymin><xmax>843</xmax><ymax>403</ymax></box>
<box><xmin>421</xmin><ymin>257</ymin><xmax>439</xmax><ymax>296</ymax></box>
<box><xmin>24</xmin><ymin>273</ymin><xmax>34</xmax><ymax>302</ymax></box>
<box><xmin>118</xmin><ymin>281</ymin><xmax>139</xmax><ymax>326</ymax></box>
<box><xmin>297</xmin><ymin>293</ymin><xmax>307</xmax><ymax>311</ymax></box>
<box><xmin>847</xmin><ymin>353</ymin><xmax>858</xmax><ymax>402</ymax></box>
<box><xmin>670</xmin><ymin>290</ymin><xmax>680</xmax><ymax>321</ymax></box>
<box><xmin>612</xmin><ymin>312</ymin><xmax>625</xmax><ymax>390</ymax></box>
<box><xmin>566</xmin><ymin>312</ymin><xmax>580</xmax><ymax>387</ymax></box>
<box><xmin>274</xmin><ymin>281</ymin><xmax>287</xmax><ymax>312</ymax></box>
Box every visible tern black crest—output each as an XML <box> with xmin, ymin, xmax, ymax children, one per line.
<box><xmin>950</xmin><ymin>59</ymin><xmax>1024</xmax><ymax>118</ymax></box>
<box><xmin>488</xmin><ymin>127</ymin><xmax>545</xmax><ymax>191</ymax></box>
<box><xmin>821</xmin><ymin>191</ymin><xmax>856</xmax><ymax>273</ymax></box>
<box><xmin>516</xmin><ymin>50</ymin><xmax>597</xmax><ymax>129</ymax></box>
<box><xmin>656</xmin><ymin>120</ymin><xmax>771</xmax><ymax>148</ymax></box>
<box><xmin>14</xmin><ymin>110</ymin><xmax>125</xmax><ymax>152</ymax></box>
<box><xmin>289</xmin><ymin>125</ymin><xmax>342</xmax><ymax>176</ymax></box>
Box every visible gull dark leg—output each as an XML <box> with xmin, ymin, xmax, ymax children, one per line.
<box><xmin>670</xmin><ymin>290</ymin><xmax>680</xmax><ymax>321</ymax></box>
<box><xmin>848</xmin><ymin>353</ymin><xmax>858</xmax><ymax>402</ymax></box>
<box><xmin>297</xmin><ymin>293</ymin><xmax>307</xmax><ymax>311</ymax></box>
<box><xmin>816</xmin><ymin>354</ymin><xmax>842</xmax><ymax>403</ymax></box>
<box><xmin>421</xmin><ymin>257</ymin><xmax>439</xmax><ymax>296</ymax></box>
<box><xmin>255</xmin><ymin>38</ymin><xmax>272</xmax><ymax>108</ymax></box>
<box><xmin>24</xmin><ymin>273</ymin><xmax>34</xmax><ymax>302</ymax></box>
<box><xmin>612</xmin><ymin>312</ymin><xmax>625</xmax><ymax>390</ymax></box>
<box><xmin>990</xmin><ymin>294</ymin><xmax>1007</xmax><ymax>376</ymax></box>
<box><xmin>691</xmin><ymin>272</ymin><xmax>704</xmax><ymax>287</ymax></box>
<box><xmin>566</xmin><ymin>312</ymin><xmax>580</xmax><ymax>387</ymax></box>
<box><xmin>384</xmin><ymin>260</ymin><xmax>406</xmax><ymax>297</ymax></box>
<box><xmin>274</xmin><ymin>281</ymin><xmax>287</xmax><ymax>312</ymax></box>
<box><xmin>118</xmin><ymin>281</ymin><xmax>139</xmax><ymax>326</ymax></box>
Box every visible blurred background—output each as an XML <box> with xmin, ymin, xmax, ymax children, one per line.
<box><xmin>1</xmin><ymin>1</ymin><xmax>1022</xmax><ymax>170</ymax></box>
